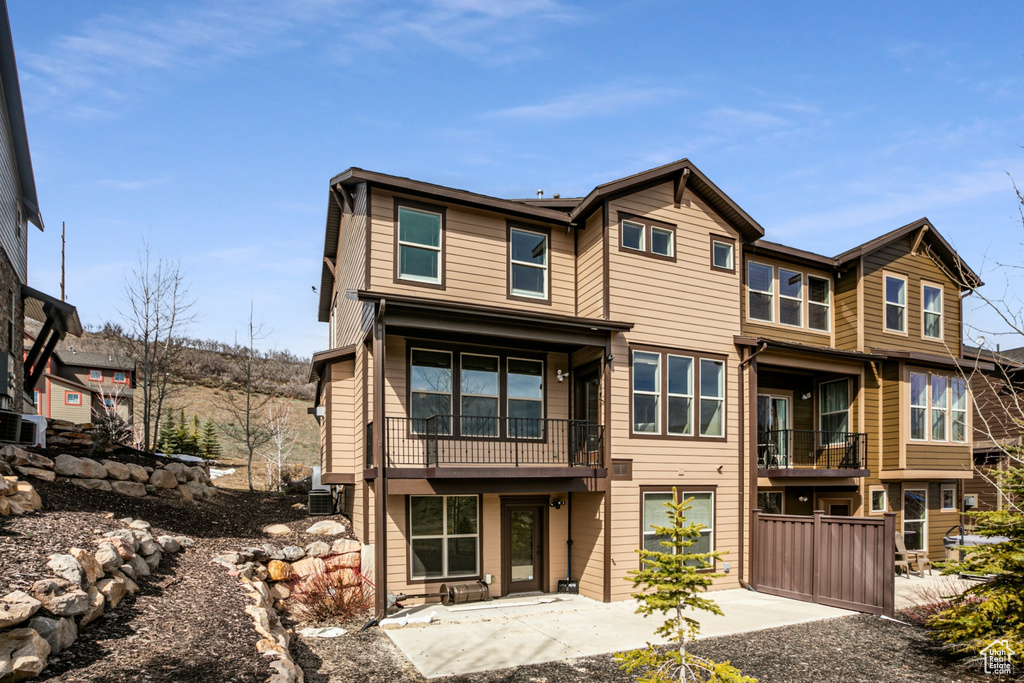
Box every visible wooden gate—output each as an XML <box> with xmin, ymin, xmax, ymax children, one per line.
<box><xmin>751</xmin><ymin>510</ymin><xmax>895</xmax><ymax>617</ymax></box>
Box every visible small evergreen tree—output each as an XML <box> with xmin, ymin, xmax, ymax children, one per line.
<box><xmin>930</xmin><ymin>462</ymin><xmax>1024</xmax><ymax>667</ymax></box>
<box><xmin>173</xmin><ymin>408</ymin><xmax>199</xmax><ymax>455</ymax></box>
<box><xmin>614</xmin><ymin>488</ymin><xmax>754</xmax><ymax>683</ymax></box>
<box><xmin>199</xmin><ymin>417</ymin><xmax>222</xmax><ymax>460</ymax></box>
<box><xmin>157</xmin><ymin>408</ymin><xmax>177</xmax><ymax>453</ymax></box>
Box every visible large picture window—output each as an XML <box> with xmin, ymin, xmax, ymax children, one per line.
<box><xmin>398</xmin><ymin>205</ymin><xmax>443</xmax><ymax>285</ymax></box>
<box><xmin>922</xmin><ymin>283</ymin><xmax>943</xmax><ymax>340</ymax></box>
<box><xmin>642</xmin><ymin>490</ymin><xmax>714</xmax><ymax>567</ymax></box>
<box><xmin>885</xmin><ymin>275</ymin><xmax>907</xmax><ymax>333</ymax></box>
<box><xmin>747</xmin><ymin>262</ymin><xmax>774</xmax><ymax>322</ymax></box>
<box><xmin>410</xmin><ymin>495</ymin><xmax>479</xmax><ymax>580</ymax></box>
<box><xmin>909</xmin><ymin>371</ymin><xmax>967</xmax><ymax>443</ymax></box>
<box><xmin>509</xmin><ymin>227</ymin><xmax>548</xmax><ymax>299</ymax></box>
<box><xmin>632</xmin><ymin>347</ymin><xmax>725</xmax><ymax>439</ymax></box>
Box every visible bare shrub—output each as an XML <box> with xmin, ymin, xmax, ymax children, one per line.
<box><xmin>901</xmin><ymin>576</ymin><xmax>974</xmax><ymax>625</ymax></box>
<box><xmin>92</xmin><ymin>411</ymin><xmax>134</xmax><ymax>452</ymax></box>
<box><xmin>287</xmin><ymin>569</ymin><xmax>372</xmax><ymax>622</ymax></box>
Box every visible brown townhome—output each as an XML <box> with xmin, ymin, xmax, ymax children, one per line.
<box><xmin>310</xmin><ymin>158</ymin><xmax>982</xmax><ymax>615</ymax></box>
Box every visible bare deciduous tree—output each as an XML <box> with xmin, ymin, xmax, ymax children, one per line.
<box><xmin>117</xmin><ymin>244</ymin><xmax>196</xmax><ymax>452</ymax></box>
<box><xmin>262</xmin><ymin>398</ymin><xmax>298</xmax><ymax>491</ymax></box>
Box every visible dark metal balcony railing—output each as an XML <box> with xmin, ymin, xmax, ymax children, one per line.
<box><xmin>757</xmin><ymin>429</ymin><xmax>867</xmax><ymax>470</ymax></box>
<box><xmin>376</xmin><ymin>415</ymin><xmax>603</xmax><ymax>468</ymax></box>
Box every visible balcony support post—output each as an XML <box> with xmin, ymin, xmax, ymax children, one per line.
<box><xmin>373</xmin><ymin>305</ymin><xmax>388</xmax><ymax>620</ymax></box>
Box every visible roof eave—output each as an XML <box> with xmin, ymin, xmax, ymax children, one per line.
<box><xmin>0</xmin><ymin>2</ymin><xmax>41</xmax><ymax>231</ymax></box>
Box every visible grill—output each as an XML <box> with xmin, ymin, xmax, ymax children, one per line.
<box><xmin>308</xmin><ymin>490</ymin><xmax>334</xmax><ymax>515</ymax></box>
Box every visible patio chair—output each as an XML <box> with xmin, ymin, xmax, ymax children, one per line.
<box><xmin>895</xmin><ymin>532</ymin><xmax>933</xmax><ymax>577</ymax></box>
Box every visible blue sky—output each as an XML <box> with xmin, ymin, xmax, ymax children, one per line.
<box><xmin>8</xmin><ymin>0</ymin><xmax>1024</xmax><ymax>357</ymax></box>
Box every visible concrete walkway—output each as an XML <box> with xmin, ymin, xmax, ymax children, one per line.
<box><xmin>383</xmin><ymin>589</ymin><xmax>856</xmax><ymax>678</ymax></box>
<box><xmin>895</xmin><ymin>572</ymin><xmax>973</xmax><ymax>610</ymax></box>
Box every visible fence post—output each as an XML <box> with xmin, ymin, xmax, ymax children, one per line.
<box><xmin>749</xmin><ymin>509</ymin><xmax>760</xmax><ymax>589</ymax></box>
<box><xmin>882</xmin><ymin>511</ymin><xmax>896</xmax><ymax>617</ymax></box>
<box><xmin>812</xmin><ymin>509</ymin><xmax>823</xmax><ymax>604</ymax></box>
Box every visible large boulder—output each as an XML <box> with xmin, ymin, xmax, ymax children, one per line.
<box><xmin>8</xmin><ymin>483</ymin><xmax>41</xmax><ymax>512</ymax></box>
<box><xmin>13</xmin><ymin>467</ymin><xmax>54</xmax><ymax>482</ymax></box>
<box><xmin>0</xmin><ymin>591</ymin><xmax>41</xmax><ymax>629</ymax></box>
<box><xmin>262</xmin><ymin>524</ymin><xmax>292</xmax><ymax>537</ymax></box>
<box><xmin>54</xmin><ymin>454</ymin><xmax>107</xmax><ymax>479</ymax></box>
<box><xmin>163</xmin><ymin>462</ymin><xmax>195</xmax><ymax>482</ymax></box>
<box><xmin>0</xmin><ymin>446</ymin><xmax>53</xmax><ymax>470</ymax></box>
<box><xmin>99</xmin><ymin>460</ymin><xmax>131</xmax><ymax>481</ymax></box>
<box><xmin>281</xmin><ymin>546</ymin><xmax>304</xmax><ymax>562</ymax></box>
<box><xmin>176</xmin><ymin>484</ymin><xmax>194</xmax><ymax>503</ymax></box>
<box><xmin>290</xmin><ymin>557</ymin><xmax>327</xmax><ymax>578</ymax></box>
<box><xmin>157</xmin><ymin>536</ymin><xmax>181</xmax><ymax>554</ymax></box>
<box><xmin>266</xmin><ymin>561</ymin><xmax>293</xmax><ymax>582</ymax></box>
<box><xmin>148</xmin><ymin>469</ymin><xmax>177</xmax><ymax>489</ymax></box>
<box><xmin>104</xmin><ymin>529</ymin><xmax>139</xmax><ymax>552</ymax></box>
<box><xmin>68</xmin><ymin>548</ymin><xmax>103</xmax><ymax>585</ymax></box>
<box><xmin>95</xmin><ymin>577</ymin><xmax>127</xmax><ymax>609</ymax></box>
<box><xmin>70</xmin><ymin>478</ymin><xmax>111</xmax><ymax>492</ymax></box>
<box><xmin>94</xmin><ymin>543</ymin><xmax>122</xmax><ymax>573</ymax></box>
<box><xmin>0</xmin><ymin>627</ymin><xmax>50</xmax><ymax>683</ymax></box>
<box><xmin>138</xmin><ymin>538</ymin><xmax>160</xmax><ymax>557</ymax></box>
<box><xmin>305</xmin><ymin>520</ymin><xmax>346</xmax><ymax>536</ymax></box>
<box><xmin>325</xmin><ymin>553</ymin><xmax>360</xmax><ymax>571</ymax></box>
<box><xmin>304</xmin><ymin>541</ymin><xmax>330</xmax><ymax>558</ymax></box>
<box><xmin>128</xmin><ymin>554</ymin><xmax>150</xmax><ymax>578</ymax></box>
<box><xmin>27</xmin><ymin>616</ymin><xmax>76</xmax><ymax>655</ymax></box>
<box><xmin>46</xmin><ymin>555</ymin><xmax>84</xmax><ymax>588</ymax></box>
<box><xmin>330</xmin><ymin>539</ymin><xmax>361</xmax><ymax>555</ymax></box>
<box><xmin>143</xmin><ymin>551</ymin><xmax>161</xmax><ymax>572</ymax></box>
<box><xmin>78</xmin><ymin>587</ymin><xmax>104</xmax><ymax>627</ymax></box>
<box><xmin>110</xmin><ymin>481</ymin><xmax>147</xmax><ymax>497</ymax></box>
<box><xmin>124</xmin><ymin>463</ymin><xmax>149</xmax><ymax>483</ymax></box>
<box><xmin>29</xmin><ymin>580</ymin><xmax>89</xmax><ymax>617</ymax></box>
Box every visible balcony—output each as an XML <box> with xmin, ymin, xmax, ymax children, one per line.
<box><xmin>757</xmin><ymin>429</ymin><xmax>869</xmax><ymax>477</ymax></box>
<box><xmin>372</xmin><ymin>415</ymin><xmax>604</xmax><ymax>477</ymax></box>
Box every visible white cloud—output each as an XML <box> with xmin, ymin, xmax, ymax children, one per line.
<box><xmin>484</xmin><ymin>85</ymin><xmax>684</xmax><ymax>123</ymax></box>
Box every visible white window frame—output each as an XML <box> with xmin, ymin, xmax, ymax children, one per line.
<box><xmin>65</xmin><ymin>391</ymin><xmax>81</xmax><ymax>405</ymax></box>
<box><xmin>922</xmin><ymin>282</ymin><xmax>944</xmax><ymax>340</ymax></box>
<box><xmin>621</xmin><ymin>219</ymin><xmax>646</xmax><ymax>252</ymax></box>
<box><xmin>747</xmin><ymin>261</ymin><xmax>774</xmax><ymax>323</ymax></box>
<box><xmin>397</xmin><ymin>206</ymin><xmax>443</xmax><ymax>284</ymax></box>
<box><xmin>869</xmin><ymin>486</ymin><xmax>886</xmax><ymax>515</ymax></box>
<box><xmin>642</xmin><ymin>490</ymin><xmax>715</xmax><ymax>564</ymax></box>
<box><xmin>931</xmin><ymin>375</ymin><xmax>949</xmax><ymax>443</ymax></box>
<box><xmin>884</xmin><ymin>274</ymin><xmax>907</xmax><ymax>334</ymax></box>
<box><xmin>807</xmin><ymin>275</ymin><xmax>831</xmax><ymax>332</ymax></box>
<box><xmin>778</xmin><ymin>268</ymin><xmax>803</xmax><ymax>328</ymax></box>
<box><xmin>632</xmin><ymin>351</ymin><xmax>661</xmax><ymax>435</ymax></box>
<box><xmin>409</xmin><ymin>495</ymin><xmax>479</xmax><ymax>580</ymax></box>
<box><xmin>666</xmin><ymin>354</ymin><xmax>694</xmax><ymax>436</ymax></box>
<box><xmin>651</xmin><ymin>226</ymin><xmax>674</xmax><ymax>257</ymax></box>
<box><xmin>712</xmin><ymin>240</ymin><xmax>734</xmax><ymax>270</ymax></box>
<box><xmin>509</xmin><ymin>227</ymin><xmax>548</xmax><ymax>299</ymax></box>
<box><xmin>941</xmin><ymin>486</ymin><xmax>956</xmax><ymax>511</ymax></box>
<box><xmin>951</xmin><ymin>377</ymin><xmax>968</xmax><ymax>443</ymax></box>
<box><xmin>902</xmin><ymin>487</ymin><xmax>927</xmax><ymax>552</ymax></box>
<box><xmin>910</xmin><ymin>372</ymin><xmax>928</xmax><ymax>442</ymax></box>
<box><xmin>410</xmin><ymin>348</ymin><xmax>453</xmax><ymax>435</ymax></box>
<box><xmin>699</xmin><ymin>359</ymin><xmax>725</xmax><ymax>438</ymax></box>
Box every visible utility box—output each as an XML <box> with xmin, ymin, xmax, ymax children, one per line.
<box><xmin>0</xmin><ymin>353</ymin><xmax>15</xmax><ymax>398</ymax></box>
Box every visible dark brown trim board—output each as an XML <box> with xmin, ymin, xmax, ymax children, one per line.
<box><xmin>392</xmin><ymin>196</ymin><xmax>448</xmax><ymax>291</ymax></box>
<box><xmin>505</xmin><ymin>220</ymin><xmax>553</xmax><ymax>306</ymax></box>
<box><xmin>710</xmin><ymin>233</ymin><xmax>737</xmax><ymax>274</ymax></box>
<box><xmin>616</xmin><ymin>211</ymin><xmax>678</xmax><ymax>263</ymax></box>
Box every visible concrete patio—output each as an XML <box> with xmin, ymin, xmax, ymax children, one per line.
<box><xmin>382</xmin><ymin>589</ymin><xmax>858</xmax><ymax>678</ymax></box>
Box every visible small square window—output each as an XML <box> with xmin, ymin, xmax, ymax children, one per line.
<box><xmin>941</xmin><ymin>487</ymin><xmax>956</xmax><ymax>511</ymax></box>
<box><xmin>622</xmin><ymin>221</ymin><xmax>645</xmax><ymax>251</ymax></box>
<box><xmin>712</xmin><ymin>241</ymin><xmax>733</xmax><ymax>270</ymax></box>
<box><xmin>89</xmin><ymin>369</ymin><xmax>102</xmax><ymax>381</ymax></box>
<box><xmin>870</xmin><ymin>488</ymin><xmax>886</xmax><ymax>513</ymax></box>
<box><xmin>65</xmin><ymin>392</ymin><xmax>81</xmax><ymax>405</ymax></box>
<box><xmin>651</xmin><ymin>227</ymin><xmax>674</xmax><ymax>257</ymax></box>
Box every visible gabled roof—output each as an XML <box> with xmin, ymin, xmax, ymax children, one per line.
<box><xmin>569</xmin><ymin>158</ymin><xmax>765</xmax><ymax>243</ymax></box>
<box><xmin>53</xmin><ymin>349</ymin><xmax>134</xmax><ymax>371</ymax></box>
<box><xmin>0</xmin><ymin>1</ymin><xmax>41</xmax><ymax>230</ymax></box>
<box><xmin>835</xmin><ymin>217</ymin><xmax>982</xmax><ymax>288</ymax></box>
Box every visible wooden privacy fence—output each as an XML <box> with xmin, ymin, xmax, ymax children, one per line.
<box><xmin>751</xmin><ymin>510</ymin><xmax>896</xmax><ymax>617</ymax></box>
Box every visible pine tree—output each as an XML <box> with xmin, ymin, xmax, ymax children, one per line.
<box><xmin>199</xmin><ymin>418</ymin><xmax>222</xmax><ymax>460</ymax></box>
<box><xmin>157</xmin><ymin>408</ymin><xmax>177</xmax><ymax>453</ymax></box>
<box><xmin>614</xmin><ymin>488</ymin><xmax>754</xmax><ymax>683</ymax></box>
<box><xmin>173</xmin><ymin>409</ymin><xmax>199</xmax><ymax>455</ymax></box>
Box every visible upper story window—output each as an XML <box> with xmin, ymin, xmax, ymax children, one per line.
<box><xmin>778</xmin><ymin>269</ymin><xmax>803</xmax><ymax>327</ymax></box>
<box><xmin>632</xmin><ymin>347</ymin><xmax>725</xmax><ymax>439</ymax></box>
<box><xmin>411</xmin><ymin>349</ymin><xmax>453</xmax><ymax>434</ymax></box>
<box><xmin>922</xmin><ymin>283</ymin><xmax>943</xmax><ymax>340</ymax></box>
<box><xmin>397</xmin><ymin>204</ymin><xmax>444</xmax><ymax>286</ymax></box>
<box><xmin>910</xmin><ymin>371</ymin><xmax>967</xmax><ymax>443</ymax></box>
<box><xmin>65</xmin><ymin>391</ymin><xmax>81</xmax><ymax>406</ymax></box>
<box><xmin>113</xmin><ymin>371</ymin><xmax>127</xmax><ymax>384</ymax></box>
<box><xmin>88</xmin><ymin>369</ymin><xmax>102</xmax><ymax>382</ymax></box>
<box><xmin>884</xmin><ymin>275</ymin><xmax>907</xmax><ymax>333</ymax></box>
<box><xmin>711</xmin><ymin>236</ymin><xmax>735</xmax><ymax>272</ymax></box>
<box><xmin>461</xmin><ymin>354</ymin><xmax>499</xmax><ymax>437</ymax></box>
<box><xmin>807</xmin><ymin>276</ymin><xmax>830</xmax><ymax>332</ymax></box>
<box><xmin>747</xmin><ymin>262</ymin><xmax>774</xmax><ymax>322</ymax></box>
<box><xmin>508</xmin><ymin>227</ymin><xmax>548</xmax><ymax>300</ymax></box>
<box><xmin>618</xmin><ymin>214</ymin><xmax>676</xmax><ymax>260</ymax></box>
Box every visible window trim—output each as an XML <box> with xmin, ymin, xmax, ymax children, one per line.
<box><xmin>883</xmin><ymin>273</ymin><xmax>908</xmax><ymax>335</ymax></box>
<box><xmin>459</xmin><ymin>352</ymin><xmax>500</xmax><ymax>438</ymax></box>
<box><xmin>629</xmin><ymin>344</ymin><xmax>727</xmax><ymax>441</ymax></box>
<box><xmin>64</xmin><ymin>391</ymin><xmax>81</xmax><ymax>406</ymax></box>
<box><xmin>778</xmin><ymin>268</ymin><xmax>804</xmax><ymax>328</ymax></box>
<box><xmin>393</xmin><ymin>198</ymin><xmax>447</xmax><ymax>290</ymax></box>
<box><xmin>113</xmin><ymin>371</ymin><xmax>128</xmax><ymax>385</ymax></box>
<box><xmin>818</xmin><ymin>378</ymin><xmax>851</xmax><ymax>443</ymax></box>
<box><xmin>407</xmin><ymin>494</ymin><xmax>482</xmax><ymax>583</ymax></box>
<box><xmin>807</xmin><ymin>274</ymin><xmax>831</xmax><ymax>332</ymax></box>
<box><xmin>941</xmin><ymin>485</ymin><xmax>956</xmax><ymax>512</ymax></box>
<box><xmin>639</xmin><ymin>486</ymin><xmax>717</xmax><ymax>572</ymax></box>
<box><xmin>902</xmin><ymin>486</ymin><xmax>928</xmax><ymax>552</ymax></box>
<box><xmin>756</xmin><ymin>489</ymin><xmax>785</xmax><ymax>514</ymax></box>
<box><xmin>921</xmin><ymin>281</ymin><xmax>944</xmax><ymax>341</ymax></box>
<box><xmin>869</xmin><ymin>486</ymin><xmax>887</xmax><ymax>515</ymax></box>
<box><xmin>931</xmin><ymin>375</ymin><xmax>949</xmax><ymax>443</ymax></box>
<box><xmin>88</xmin><ymin>369</ymin><xmax>102</xmax><ymax>382</ymax></box>
<box><xmin>616</xmin><ymin>212</ymin><xmax>677</xmax><ymax>262</ymax></box>
<box><xmin>746</xmin><ymin>260</ymin><xmax>775</xmax><ymax>323</ymax></box>
<box><xmin>666</xmin><ymin>354</ymin><xmax>694</xmax><ymax>437</ymax></box>
<box><xmin>506</xmin><ymin>222</ymin><xmax>552</xmax><ymax>305</ymax></box>
<box><xmin>410</xmin><ymin>348</ymin><xmax>454</xmax><ymax>436</ymax></box>
<box><xmin>909</xmin><ymin>369</ymin><xmax>968</xmax><ymax>444</ymax></box>
<box><xmin>709</xmin><ymin>234</ymin><xmax>736</xmax><ymax>273</ymax></box>
<box><xmin>631</xmin><ymin>350</ymin><xmax>661</xmax><ymax>436</ymax></box>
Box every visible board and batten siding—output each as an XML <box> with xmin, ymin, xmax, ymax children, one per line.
<box><xmin>604</xmin><ymin>182</ymin><xmax>744</xmax><ymax>597</ymax></box>
<box><xmin>368</xmin><ymin>189</ymin><xmax>576</xmax><ymax>316</ymax></box>
<box><xmin>861</xmin><ymin>235</ymin><xmax>962</xmax><ymax>358</ymax></box>
<box><xmin>576</xmin><ymin>210</ymin><xmax>604</xmax><ymax>318</ymax></box>
<box><xmin>0</xmin><ymin>83</ymin><xmax>26</xmax><ymax>284</ymax></box>
<box><xmin>741</xmin><ymin>254</ymin><xmax>834</xmax><ymax>347</ymax></box>
<box><xmin>332</xmin><ymin>183</ymin><xmax>370</xmax><ymax>348</ymax></box>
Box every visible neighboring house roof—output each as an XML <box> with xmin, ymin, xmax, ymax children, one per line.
<box><xmin>43</xmin><ymin>373</ymin><xmax>92</xmax><ymax>394</ymax></box>
<box><xmin>0</xmin><ymin>1</ymin><xmax>41</xmax><ymax>230</ymax></box>
<box><xmin>53</xmin><ymin>350</ymin><xmax>134</xmax><ymax>371</ymax></box>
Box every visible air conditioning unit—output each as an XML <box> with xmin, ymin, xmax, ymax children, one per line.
<box><xmin>19</xmin><ymin>419</ymin><xmax>35</xmax><ymax>445</ymax></box>
<box><xmin>0</xmin><ymin>410</ymin><xmax>20</xmax><ymax>441</ymax></box>
<box><xmin>308</xmin><ymin>489</ymin><xmax>334</xmax><ymax>516</ymax></box>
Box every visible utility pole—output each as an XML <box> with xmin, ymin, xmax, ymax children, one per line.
<box><xmin>60</xmin><ymin>221</ymin><xmax>65</xmax><ymax>302</ymax></box>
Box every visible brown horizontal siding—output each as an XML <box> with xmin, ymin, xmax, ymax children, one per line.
<box><xmin>833</xmin><ymin>264</ymin><xmax>859</xmax><ymax>350</ymax></box>
<box><xmin>577</xmin><ymin>210</ymin><xmax>604</xmax><ymax>319</ymax></box>
<box><xmin>882</xmin><ymin>363</ymin><xmax>900</xmax><ymax>470</ymax></box>
<box><xmin>570</xmin><ymin>492</ymin><xmax>605</xmax><ymax>599</ymax></box>
<box><xmin>905</xmin><ymin>443</ymin><xmax>971</xmax><ymax>471</ymax></box>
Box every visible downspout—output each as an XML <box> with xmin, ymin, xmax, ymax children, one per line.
<box><xmin>737</xmin><ymin>340</ymin><xmax>768</xmax><ymax>589</ymax></box>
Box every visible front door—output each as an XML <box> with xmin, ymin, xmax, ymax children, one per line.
<box><xmin>757</xmin><ymin>393</ymin><xmax>791</xmax><ymax>467</ymax></box>
<box><xmin>502</xmin><ymin>498</ymin><xmax>546</xmax><ymax>595</ymax></box>
<box><xmin>574</xmin><ymin>364</ymin><xmax>601</xmax><ymax>462</ymax></box>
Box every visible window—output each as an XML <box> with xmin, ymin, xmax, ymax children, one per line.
<box><xmin>643</xmin><ymin>490</ymin><xmax>714</xmax><ymax>566</ymax></box>
<box><xmin>409</xmin><ymin>495</ymin><xmax>478</xmax><ymax>580</ymax></box>
<box><xmin>65</xmin><ymin>392</ymin><xmax>81</xmax><ymax>405</ymax></box>
<box><xmin>699</xmin><ymin>359</ymin><xmax>725</xmax><ymax>437</ymax></box>
<box><xmin>808</xmin><ymin>276</ymin><xmax>830</xmax><ymax>331</ymax></box>
<box><xmin>397</xmin><ymin>205</ymin><xmax>443</xmax><ymax>285</ymax></box>
<box><xmin>922</xmin><ymin>284</ymin><xmax>943</xmax><ymax>340</ymax></box>
<box><xmin>460</xmin><ymin>354</ymin><xmax>498</xmax><ymax>437</ymax></box>
<box><xmin>711</xmin><ymin>238</ymin><xmax>734</xmax><ymax>271</ymax></box>
<box><xmin>88</xmin><ymin>369</ymin><xmax>102</xmax><ymax>382</ymax></box>
<box><xmin>509</xmin><ymin>227</ymin><xmax>548</xmax><ymax>299</ymax></box>
<box><xmin>410</xmin><ymin>349</ymin><xmax>452</xmax><ymax>434</ymax></box>
<box><xmin>666</xmin><ymin>355</ymin><xmax>693</xmax><ymax>436</ymax></box>
<box><xmin>32</xmin><ymin>390</ymin><xmax>39</xmax><ymax>409</ymax></box>
<box><xmin>909</xmin><ymin>371</ymin><xmax>967</xmax><ymax>444</ymax></box>
<box><xmin>113</xmin><ymin>371</ymin><xmax>127</xmax><ymax>384</ymax></box>
<box><xmin>910</xmin><ymin>372</ymin><xmax>928</xmax><ymax>441</ymax></box>
<box><xmin>621</xmin><ymin>220</ymin><xmax>645</xmax><ymax>251</ymax></box>
<box><xmin>632</xmin><ymin>351</ymin><xmax>660</xmax><ymax>434</ymax></box>
<box><xmin>931</xmin><ymin>376</ymin><xmax>948</xmax><ymax>442</ymax></box>
<box><xmin>819</xmin><ymin>379</ymin><xmax>850</xmax><ymax>439</ymax></box>
<box><xmin>903</xmin><ymin>488</ymin><xmax>926</xmax><ymax>551</ymax></box>
<box><xmin>941</xmin><ymin>486</ymin><xmax>956</xmax><ymax>511</ymax></box>
<box><xmin>778</xmin><ymin>269</ymin><xmax>803</xmax><ymax>327</ymax></box>
<box><xmin>103</xmin><ymin>398</ymin><xmax>115</xmax><ymax>409</ymax></box>
<box><xmin>951</xmin><ymin>378</ymin><xmax>968</xmax><ymax>443</ymax></box>
<box><xmin>870</xmin><ymin>488</ymin><xmax>886</xmax><ymax>514</ymax></box>
<box><xmin>747</xmin><ymin>262</ymin><xmax>774</xmax><ymax>322</ymax></box>
<box><xmin>757</xmin><ymin>491</ymin><xmax>783</xmax><ymax>514</ymax></box>
<box><xmin>885</xmin><ymin>275</ymin><xmax>906</xmax><ymax>333</ymax></box>
<box><xmin>508</xmin><ymin>358</ymin><xmax>544</xmax><ymax>438</ymax></box>
<box><xmin>618</xmin><ymin>214</ymin><xmax>676</xmax><ymax>260</ymax></box>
